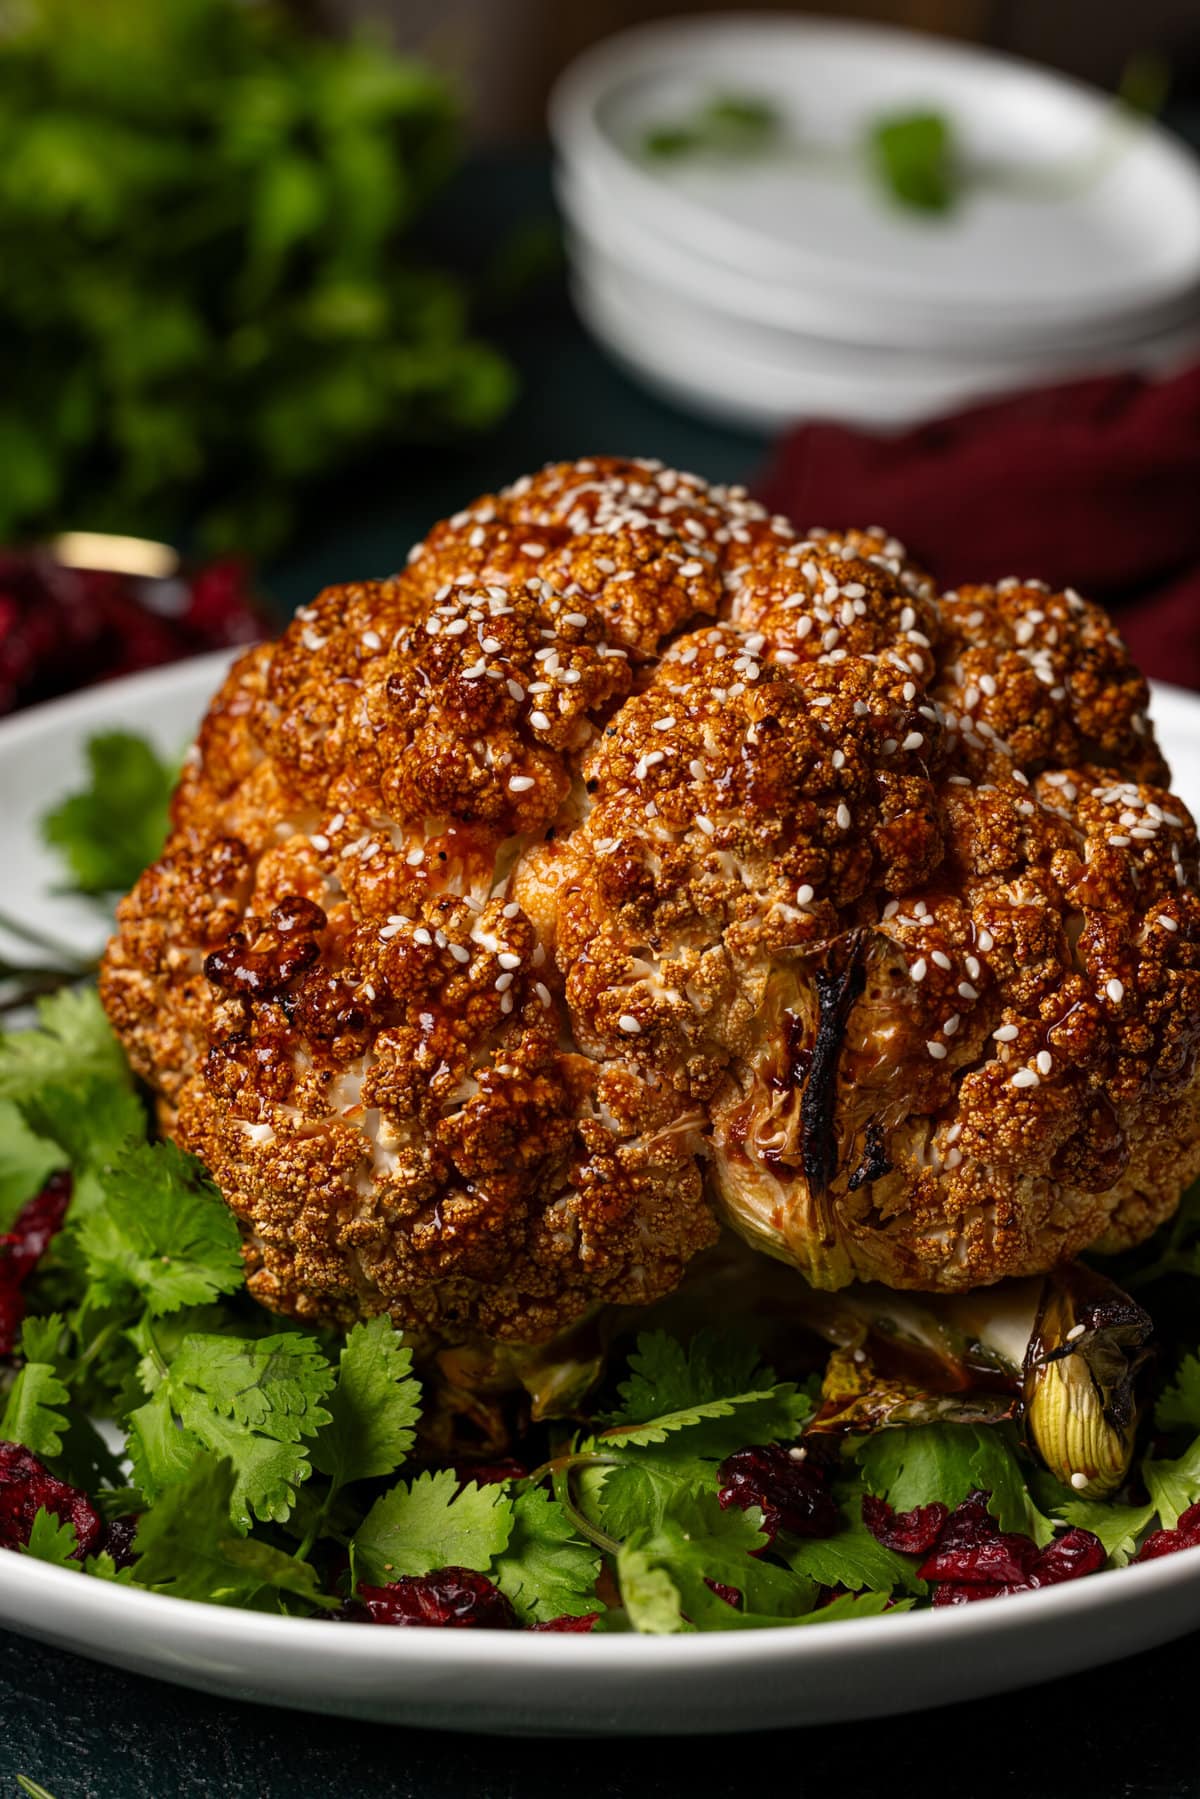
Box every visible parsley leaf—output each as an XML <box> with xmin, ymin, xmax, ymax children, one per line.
<box><xmin>310</xmin><ymin>1315</ymin><xmax>420</xmax><ymax>1494</ymax></box>
<box><xmin>1156</xmin><ymin>1354</ymin><xmax>1200</xmax><ymax>1433</ymax></box>
<box><xmin>130</xmin><ymin>1453</ymin><xmax>337</xmax><ymax>1610</ymax></box>
<box><xmin>131</xmin><ymin>1330</ymin><xmax>334</xmax><ymax>1528</ymax></box>
<box><xmin>0</xmin><ymin>1360</ymin><xmax>70</xmax><ymax>1458</ymax></box>
<box><xmin>41</xmin><ymin>731</ymin><xmax>177</xmax><ymax>897</ymax></box>
<box><xmin>22</xmin><ymin>1507</ymin><xmax>80</xmax><ymax>1568</ymax></box>
<box><xmin>352</xmin><ymin>1470</ymin><xmax>513</xmax><ymax>1587</ymax></box>
<box><xmin>74</xmin><ymin>1140</ymin><xmax>243</xmax><ymax>1315</ymax></box>
<box><xmin>491</xmin><ymin>1486</ymin><xmax>600</xmax><ymax>1623</ymax></box>
<box><xmin>0</xmin><ymin>988</ymin><xmax>130</xmax><ymax>1104</ymax></box>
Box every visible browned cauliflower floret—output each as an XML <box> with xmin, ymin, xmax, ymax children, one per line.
<box><xmin>101</xmin><ymin>456</ymin><xmax>1200</xmax><ymax>1338</ymax></box>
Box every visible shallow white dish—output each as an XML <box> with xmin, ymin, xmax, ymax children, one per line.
<box><xmin>550</xmin><ymin>15</ymin><xmax>1200</xmax><ymax>348</ymax></box>
<box><xmin>2</xmin><ymin>653</ymin><xmax>1200</xmax><ymax>1733</ymax></box>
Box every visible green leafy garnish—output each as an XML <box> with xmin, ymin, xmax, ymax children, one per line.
<box><xmin>41</xmin><ymin>731</ymin><xmax>177</xmax><ymax>898</ymax></box>
<box><xmin>352</xmin><ymin>1470</ymin><xmax>514</xmax><ymax>1587</ymax></box>
<box><xmin>868</xmin><ymin>111</ymin><xmax>958</xmax><ymax>213</ymax></box>
<box><xmin>310</xmin><ymin>1314</ymin><xmax>421</xmax><ymax>1494</ymax></box>
<box><xmin>74</xmin><ymin>1140</ymin><xmax>244</xmax><ymax>1315</ymax></box>
<box><xmin>492</xmin><ymin>1486</ymin><xmax>601</xmax><ymax>1624</ymax></box>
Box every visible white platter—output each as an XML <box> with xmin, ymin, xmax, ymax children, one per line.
<box><xmin>2</xmin><ymin>652</ymin><xmax>1200</xmax><ymax>1733</ymax></box>
<box><xmin>550</xmin><ymin>15</ymin><xmax>1200</xmax><ymax>349</ymax></box>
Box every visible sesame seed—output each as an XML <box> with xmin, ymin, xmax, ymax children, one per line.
<box><xmin>449</xmin><ymin>944</ymin><xmax>470</xmax><ymax>964</ymax></box>
<box><xmin>654</xmin><ymin>716</ymin><xmax>676</xmax><ymax>732</ymax></box>
<box><xmin>994</xmin><ymin>1024</ymin><xmax>1019</xmax><ymax>1042</ymax></box>
<box><xmin>927</xmin><ymin>1041</ymin><xmax>948</xmax><ymax>1060</ymax></box>
<box><xmin>618</xmin><ymin>1014</ymin><xmax>641</xmax><ymax>1034</ymax></box>
<box><xmin>797</xmin><ymin>884</ymin><xmax>815</xmax><ymax>906</ymax></box>
<box><xmin>1011</xmin><ymin>1067</ymin><xmax>1039</xmax><ymax>1089</ymax></box>
<box><xmin>361</xmin><ymin>630</ymin><xmax>382</xmax><ymax>651</ymax></box>
<box><xmin>1036</xmin><ymin>1050</ymin><xmax>1053</xmax><ymax>1076</ymax></box>
<box><xmin>405</xmin><ymin>848</ymin><xmax>425</xmax><ymax>866</ymax></box>
<box><xmin>529</xmin><ymin>711</ymin><xmax>551</xmax><ymax>732</ymax></box>
<box><xmin>1106</xmin><ymin>978</ymin><xmax>1125</xmax><ymax>1003</ymax></box>
<box><xmin>562</xmin><ymin>612</ymin><xmax>589</xmax><ymax>628</ymax></box>
<box><xmin>976</xmin><ymin>930</ymin><xmax>994</xmax><ymax>952</ymax></box>
<box><xmin>1158</xmin><ymin>914</ymin><xmax>1179</xmax><ymax>931</ymax></box>
<box><xmin>901</xmin><ymin>731</ymin><xmax>924</xmax><ymax>751</ymax></box>
<box><xmin>1069</xmin><ymin>1472</ymin><xmax>1089</xmax><ymax>1491</ymax></box>
<box><xmin>535</xmin><ymin>981</ymin><xmax>551</xmax><ymax>1008</ymax></box>
<box><xmin>413</xmin><ymin>927</ymin><xmax>433</xmax><ymax>946</ymax></box>
<box><xmin>965</xmin><ymin>956</ymin><xmax>981</xmax><ymax>982</ymax></box>
<box><xmin>958</xmin><ymin>981</ymin><xmax>978</xmax><ymax>1002</ymax></box>
<box><xmin>836</xmin><ymin>803</ymin><xmax>852</xmax><ymax>831</ymax></box>
<box><xmin>931</xmin><ymin>950</ymin><xmax>951</xmax><ymax>971</ymax></box>
<box><xmin>944</xmin><ymin>1147</ymin><xmax>962</xmax><ymax>1170</ymax></box>
<box><xmin>495</xmin><ymin>972</ymin><xmax>514</xmax><ymax>992</ymax></box>
<box><xmin>498</xmin><ymin>952</ymin><xmax>521</xmax><ymax>971</ymax></box>
<box><xmin>910</xmin><ymin>958</ymin><xmax>927</xmax><ymax>982</ymax></box>
<box><xmin>508</xmin><ymin>775</ymin><xmax>535</xmax><ymax>793</ymax></box>
<box><xmin>309</xmin><ymin>833</ymin><xmax>330</xmax><ymax>852</ymax></box>
<box><xmin>1067</xmin><ymin>1324</ymin><xmax>1086</xmax><ymax>1342</ymax></box>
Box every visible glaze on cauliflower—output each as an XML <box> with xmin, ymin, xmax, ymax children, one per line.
<box><xmin>100</xmin><ymin>458</ymin><xmax>1200</xmax><ymax>1339</ymax></box>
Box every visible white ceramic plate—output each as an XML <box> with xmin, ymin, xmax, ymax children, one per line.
<box><xmin>550</xmin><ymin>16</ymin><xmax>1200</xmax><ymax>347</ymax></box>
<box><xmin>568</xmin><ymin>239</ymin><xmax>1200</xmax><ymax>431</ymax></box>
<box><xmin>3</xmin><ymin>653</ymin><xmax>1200</xmax><ymax>1733</ymax></box>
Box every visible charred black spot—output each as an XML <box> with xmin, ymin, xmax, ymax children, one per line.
<box><xmin>848</xmin><ymin>1119</ymin><xmax>893</xmax><ymax>1192</ymax></box>
<box><xmin>800</xmin><ymin>933</ymin><xmax>866</xmax><ymax>1200</ymax></box>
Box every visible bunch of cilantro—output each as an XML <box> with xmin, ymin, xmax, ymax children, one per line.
<box><xmin>0</xmin><ymin>0</ymin><xmax>513</xmax><ymax>557</ymax></box>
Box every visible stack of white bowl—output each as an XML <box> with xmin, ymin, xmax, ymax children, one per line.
<box><xmin>550</xmin><ymin>16</ymin><xmax>1200</xmax><ymax>432</ymax></box>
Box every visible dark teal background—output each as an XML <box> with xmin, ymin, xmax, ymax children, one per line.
<box><xmin>5</xmin><ymin>137</ymin><xmax>1200</xmax><ymax>1797</ymax></box>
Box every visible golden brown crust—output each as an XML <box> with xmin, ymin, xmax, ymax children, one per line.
<box><xmin>100</xmin><ymin>457</ymin><xmax>1200</xmax><ymax>1333</ymax></box>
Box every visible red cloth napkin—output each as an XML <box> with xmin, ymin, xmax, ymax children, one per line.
<box><xmin>756</xmin><ymin>361</ymin><xmax>1200</xmax><ymax>689</ymax></box>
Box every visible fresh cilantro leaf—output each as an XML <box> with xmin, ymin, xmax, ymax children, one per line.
<box><xmin>619</xmin><ymin>1491</ymin><xmax>816</xmax><ymax>1633</ymax></box>
<box><xmin>855</xmin><ymin>1423</ymin><xmax>1050</xmax><ymax>1541</ymax></box>
<box><xmin>785</xmin><ymin>1499</ymin><xmax>924</xmax><ymax>1595</ymax></box>
<box><xmin>18</xmin><ymin>1076</ymin><xmax>148</xmax><ymax>1219</ymax></box>
<box><xmin>22</xmin><ymin>1507</ymin><xmax>80</xmax><ymax>1568</ymax></box>
<box><xmin>131</xmin><ymin>1331</ymin><xmax>334</xmax><ymax>1528</ymax></box>
<box><xmin>16</xmin><ymin>1312</ymin><xmax>65</xmax><ymax>1366</ymax></box>
<box><xmin>869</xmin><ymin>111</ymin><xmax>958</xmax><ymax>213</ymax></box>
<box><xmin>130</xmin><ymin>1453</ymin><xmax>337</xmax><ymax>1609</ymax></box>
<box><xmin>796</xmin><ymin>1591</ymin><xmax>914</xmax><ymax>1625</ymax></box>
<box><xmin>311</xmin><ymin>1315</ymin><xmax>420</xmax><ymax>1493</ymax></box>
<box><xmin>0</xmin><ymin>988</ymin><xmax>129</xmax><ymax>1104</ymax></box>
<box><xmin>74</xmin><ymin>1140</ymin><xmax>243</xmax><ymax>1315</ymax></box>
<box><xmin>41</xmin><ymin>731</ymin><xmax>177</xmax><ymax>896</ymax></box>
<box><xmin>0</xmin><ymin>1101</ymin><xmax>60</xmax><ymax>1231</ymax></box>
<box><xmin>1157</xmin><ymin>1353</ymin><xmax>1200</xmax><ymax>1433</ymax></box>
<box><xmin>491</xmin><ymin>1486</ymin><xmax>600</xmax><ymax>1623</ymax></box>
<box><xmin>352</xmin><ymin>1469</ymin><xmax>513</xmax><ymax>1587</ymax></box>
<box><xmin>616</xmin><ymin>1545</ymin><xmax>689</xmax><ymax>1634</ymax></box>
<box><xmin>598</xmin><ymin>1388</ymin><xmax>800</xmax><ymax>1450</ymax></box>
<box><xmin>641</xmin><ymin>93</ymin><xmax>781</xmax><ymax>163</ymax></box>
<box><xmin>604</xmin><ymin>1329</ymin><xmax>774</xmax><ymax>1426</ymax></box>
<box><xmin>0</xmin><ymin>1361</ymin><xmax>70</xmax><ymax>1458</ymax></box>
<box><xmin>1054</xmin><ymin>1498</ymin><xmax>1154</xmax><ymax>1566</ymax></box>
<box><xmin>1143</xmin><ymin>1432</ymin><xmax>1200</xmax><ymax>1530</ymax></box>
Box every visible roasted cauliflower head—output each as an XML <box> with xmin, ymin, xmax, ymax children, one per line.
<box><xmin>101</xmin><ymin>457</ymin><xmax>1200</xmax><ymax>1340</ymax></box>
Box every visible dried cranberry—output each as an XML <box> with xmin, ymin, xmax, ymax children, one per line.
<box><xmin>919</xmin><ymin>1534</ymin><xmax>1040</xmax><ymax>1587</ymax></box>
<box><xmin>0</xmin><ymin>1442</ymin><xmax>102</xmax><ymax>1558</ymax></box>
<box><xmin>931</xmin><ymin>1582</ymin><xmax>1007</xmax><ymax>1606</ymax></box>
<box><xmin>704</xmin><ymin>1579</ymin><xmax>742</xmax><ymax>1610</ymax></box>
<box><xmin>1135</xmin><ymin>1501</ymin><xmax>1200</xmax><ymax>1563</ymax></box>
<box><xmin>717</xmin><ymin>1444</ymin><xmax>838</xmax><ymax>1543</ymax></box>
<box><xmin>862</xmin><ymin>1494</ymin><xmax>949</xmax><ymax>1555</ymax></box>
<box><xmin>355</xmin><ymin>1568</ymin><xmax>518</xmax><ymax>1629</ymax></box>
<box><xmin>99</xmin><ymin>1515</ymin><xmax>141</xmax><ymax>1571</ymax></box>
<box><xmin>1030</xmin><ymin>1527</ymin><xmax>1106</xmax><ymax>1585</ymax></box>
<box><xmin>935</xmin><ymin>1489</ymin><xmax>998</xmax><ymax>1549</ymax></box>
<box><xmin>453</xmin><ymin>1458</ymin><xmax>527</xmax><ymax>1489</ymax></box>
<box><xmin>529</xmin><ymin>1613</ymin><xmax>600</xmax><ymax>1632</ymax></box>
<box><xmin>0</xmin><ymin>1172</ymin><xmax>71</xmax><ymax>1355</ymax></box>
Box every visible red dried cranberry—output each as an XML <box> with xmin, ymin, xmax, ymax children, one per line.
<box><xmin>1030</xmin><ymin>1527</ymin><xmax>1106</xmax><ymax>1585</ymax></box>
<box><xmin>356</xmin><ymin>1568</ymin><xmax>518</xmax><ymax>1629</ymax></box>
<box><xmin>0</xmin><ymin>1441</ymin><xmax>102</xmax><ymax>1558</ymax></box>
<box><xmin>99</xmin><ymin>1515</ymin><xmax>141</xmax><ymax>1571</ymax></box>
<box><xmin>862</xmin><ymin>1494</ymin><xmax>949</xmax><ymax>1555</ymax></box>
<box><xmin>919</xmin><ymin>1534</ymin><xmax>1040</xmax><ymax>1587</ymax></box>
<box><xmin>935</xmin><ymin>1489</ymin><xmax>999</xmax><ymax>1549</ymax></box>
<box><xmin>704</xmin><ymin>1579</ymin><xmax>742</xmax><ymax>1610</ymax></box>
<box><xmin>453</xmin><ymin>1458</ymin><xmax>527</xmax><ymax>1489</ymax></box>
<box><xmin>529</xmin><ymin>1613</ymin><xmax>600</xmax><ymax>1632</ymax></box>
<box><xmin>0</xmin><ymin>1172</ymin><xmax>72</xmax><ymax>1355</ymax></box>
<box><xmin>717</xmin><ymin>1444</ymin><xmax>838</xmax><ymax>1543</ymax></box>
<box><xmin>931</xmin><ymin>1582</ymin><xmax>1007</xmax><ymax>1606</ymax></box>
<box><xmin>1135</xmin><ymin>1501</ymin><xmax>1200</xmax><ymax>1563</ymax></box>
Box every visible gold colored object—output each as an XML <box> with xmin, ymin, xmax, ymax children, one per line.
<box><xmin>50</xmin><ymin>531</ymin><xmax>179</xmax><ymax>580</ymax></box>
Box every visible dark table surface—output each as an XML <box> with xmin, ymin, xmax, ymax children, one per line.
<box><xmin>6</xmin><ymin>142</ymin><xmax>1200</xmax><ymax>1799</ymax></box>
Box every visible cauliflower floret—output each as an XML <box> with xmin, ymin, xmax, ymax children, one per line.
<box><xmin>101</xmin><ymin>457</ymin><xmax>1200</xmax><ymax>1337</ymax></box>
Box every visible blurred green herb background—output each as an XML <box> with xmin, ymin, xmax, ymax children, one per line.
<box><xmin>0</xmin><ymin>0</ymin><xmax>516</xmax><ymax>556</ymax></box>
